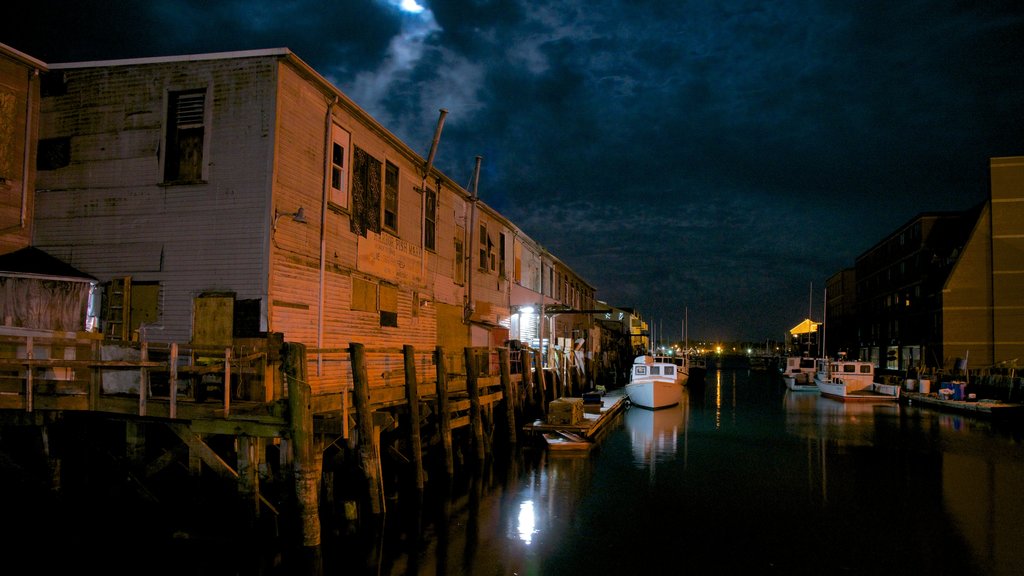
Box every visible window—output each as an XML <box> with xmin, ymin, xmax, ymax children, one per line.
<box><xmin>499</xmin><ymin>233</ymin><xmax>506</xmax><ymax>278</ymax></box>
<box><xmin>384</xmin><ymin>161</ymin><xmax>399</xmax><ymax>233</ymax></box>
<box><xmin>478</xmin><ymin>224</ymin><xmax>488</xmax><ymax>270</ymax></box>
<box><xmin>424</xmin><ymin>186</ymin><xmax>437</xmax><ymax>251</ymax></box>
<box><xmin>351</xmin><ymin>277</ymin><xmax>377</xmax><ymax>312</ymax></box>
<box><xmin>351</xmin><ymin>146</ymin><xmax>382</xmax><ymax>237</ymax></box>
<box><xmin>164</xmin><ymin>89</ymin><xmax>206</xmax><ymax>182</ymax></box>
<box><xmin>329</xmin><ymin>123</ymin><xmax>350</xmax><ymax>208</ymax></box>
<box><xmin>37</xmin><ymin>137</ymin><xmax>71</xmax><ymax>171</ymax></box>
<box><xmin>454</xmin><ymin>235</ymin><xmax>465</xmax><ymax>285</ymax></box>
<box><xmin>379</xmin><ymin>283</ymin><xmax>398</xmax><ymax>327</ymax></box>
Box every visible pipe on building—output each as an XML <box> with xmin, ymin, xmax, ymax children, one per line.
<box><xmin>421</xmin><ymin>109</ymin><xmax>448</xmax><ymax>279</ymax></box>
<box><xmin>317</xmin><ymin>95</ymin><xmax>339</xmax><ymax>375</ymax></box>
<box><xmin>465</xmin><ymin>155</ymin><xmax>482</xmax><ymax>323</ymax></box>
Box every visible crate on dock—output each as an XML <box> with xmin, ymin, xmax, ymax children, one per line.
<box><xmin>548</xmin><ymin>397</ymin><xmax>584</xmax><ymax>425</ymax></box>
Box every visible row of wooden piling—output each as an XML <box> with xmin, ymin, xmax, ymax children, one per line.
<box><xmin>284</xmin><ymin>341</ymin><xmax>583</xmax><ymax>550</ymax></box>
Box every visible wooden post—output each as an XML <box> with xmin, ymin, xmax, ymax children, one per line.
<box><xmin>237</xmin><ymin>435</ymin><xmax>260</xmax><ymax>519</ymax></box>
<box><xmin>25</xmin><ymin>336</ymin><xmax>33</xmax><ymax>413</ymax></box>
<box><xmin>89</xmin><ymin>339</ymin><xmax>100</xmax><ymax>411</ymax></box>
<box><xmin>223</xmin><ymin>347</ymin><xmax>232</xmax><ymax>417</ymax></box>
<box><xmin>138</xmin><ymin>341</ymin><xmax>148</xmax><ymax>416</ymax></box>
<box><xmin>533</xmin><ymin>348</ymin><xmax>548</xmax><ymax>419</ymax></box>
<box><xmin>169</xmin><ymin>342</ymin><xmax>178</xmax><ymax>419</ymax></box>
<box><xmin>403</xmin><ymin>345</ymin><xmax>425</xmax><ymax>492</ymax></box>
<box><xmin>498</xmin><ymin>348</ymin><xmax>517</xmax><ymax>446</ymax></box>
<box><xmin>434</xmin><ymin>346</ymin><xmax>454</xmax><ymax>478</ymax></box>
<box><xmin>285</xmin><ymin>342</ymin><xmax>321</xmax><ymax>549</ymax></box>
<box><xmin>464</xmin><ymin>347</ymin><xmax>486</xmax><ymax>462</ymax></box>
<box><xmin>521</xmin><ymin>348</ymin><xmax>536</xmax><ymax>417</ymax></box>
<box><xmin>126</xmin><ymin>420</ymin><xmax>145</xmax><ymax>463</ymax></box>
<box><xmin>350</xmin><ymin>343</ymin><xmax>384</xmax><ymax>515</ymax></box>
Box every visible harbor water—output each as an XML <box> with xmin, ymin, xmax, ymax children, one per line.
<box><xmin>326</xmin><ymin>367</ymin><xmax>1024</xmax><ymax>576</ymax></box>
<box><xmin>5</xmin><ymin>367</ymin><xmax>1024</xmax><ymax>575</ymax></box>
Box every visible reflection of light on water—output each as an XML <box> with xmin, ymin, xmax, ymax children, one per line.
<box><xmin>517</xmin><ymin>500</ymin><xmax>536</xmax><ymax>544</ymax></box>
<box><xmin>715</xmin><ymin>370</ymin><xmax>722</xmax><ymax>429</ymax></box>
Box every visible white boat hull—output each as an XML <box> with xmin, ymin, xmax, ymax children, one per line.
<box><xmin>625</xmin><ymin>379</ymin><xmax>682</xmax><ymax>409</ymax></box>
<box><xmin>817</xmin><ymin>379</ymin><xmax>900</xmax><ymax>401</ymax></box>
<box><xmin>784</xmin><ymin>372</ymin><xmax>818</xmax><ymax>392</ymax></box>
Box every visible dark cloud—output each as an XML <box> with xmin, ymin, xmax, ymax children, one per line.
<box><xmin>5</xmin><ymin>0</ymin><xmax>1022</xmax><ymax>341</ymax></box>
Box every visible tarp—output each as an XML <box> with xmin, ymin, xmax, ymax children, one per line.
<box><xmin>789</xmin><ymin>318</ymin><xmax>820</xmax><ymax>336</ymax></box>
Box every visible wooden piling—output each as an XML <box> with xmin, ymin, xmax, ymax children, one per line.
<box><xmin>285</xmin><ymin>342</ymin><xmax>321</xmax><ymax>548</ymax></box>
<box><xmin>434</xmin><ymin>346</ymin><xmax>454</xmax><ymax>477</ymax></box>
<box><xmin>464</xmin><ymin>347</ymin><xmax>486</xmax><ymax>462</ymax></box>
<box><xmin>533</xmin><ymin>348</ymin><xmax>548</xmax><ymax>418</ymax></box>
<box><xmin>350</xmin><ymin>343</ymin><xmax>384</xmax><ymax>515</ymax></box>
<box><xmin>498</xmin><ymin>348</ymin><xmax>517</xmax><ymax>445</ymax></box>
<box><xmin>138</xmin><ymin>341</ymin><xmax>148</xmax><ymax>416</ymax></box>
<box><xmin>169</xmin><ymin>342</ymin><xmax>178</xmax><ymax>419</ymax></box>
<box><xmin>403</xmin><ymin>344</ymin><xmax>425</xmax><ymax>491</ymax></box>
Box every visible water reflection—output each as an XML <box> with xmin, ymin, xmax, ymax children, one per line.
<box><xmin>319</xmin><ymin>371</ymin><xmax>1024</xmax><ymax>575</ymax></box>
<box><xmin>624</xmin><ymin>399</ymin><xmax>686</xmax><ymax>475</ymax></box>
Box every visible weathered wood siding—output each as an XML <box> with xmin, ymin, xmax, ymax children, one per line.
<box><xmin>34</xmin><ymin>56</ymin><xmax>278</xmax><ymax>343</ymax></box>
<box><xmin>271</xmin><ymin>62</ymin><xmax>447</xmax><ymax>393</ymax></box>
<box><xmin>0</xmin><ymin>47</ymin><xmax>42</xmax><ymax>254</ymax></box>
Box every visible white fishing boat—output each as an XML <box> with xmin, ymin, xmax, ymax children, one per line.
<box><xmin>780</xmin><ymin>356</ymin><xmax>818</xmax><ymax>391</ymax></box>
<box><xmin>625</xmin><ymin>355</ymin><xmax>683</xmax><ymax>409</ymax></box>
<box><xmin>814</xmin><ymin>357</ymin><xmax>899</xmax><ymax>402</ymax></box>
<box><xmin>652</xmin><ymin>354</ymin><xmax>689</xmax><ymax>387</ymax></box>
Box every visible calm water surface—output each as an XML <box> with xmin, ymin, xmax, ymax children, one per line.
<box><xmin>330</xmin><ymin>368</ymin><xmax>1024</xmax><ymax>576</ymax></box>
<box><xmin>6</xmin><ymin>368</ymin><xmax>1023</xmax><ymax>575</ymax></box>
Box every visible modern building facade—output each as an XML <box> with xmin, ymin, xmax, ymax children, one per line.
<box><xmin>827</xmin><ymin>156</ymin><xmax>1024</xmax><ymax>373</ymax></box>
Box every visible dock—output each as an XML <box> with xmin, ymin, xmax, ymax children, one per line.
<box><xmin>902</xmin><ymin>391</ymin><xmax>1024</xmax><ymax>418</ymax></box>
<box><xmin>522</xmin><ymin>387</ymin><xmax>629</xmax><ymax>443</ymax></box>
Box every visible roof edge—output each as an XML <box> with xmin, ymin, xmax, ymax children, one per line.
<box><xmin>48</xmin><ymin>47</ymin><xmax>292</xmax><ymax>70</ymax></box>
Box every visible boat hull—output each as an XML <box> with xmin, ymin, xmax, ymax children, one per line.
<box><xmin>625</xmin><ymin>379</ymin><xmax>681</xmax><ymax>409</ymax></box>
<box><xmin>784</xmin><ymin>374</ymin><xmax>818</xmax><ymax>392</ymax></box>
<box><xmin>817</xmin><ymin>379</ymin><xmax>899</xmax><ymax>402</ymax></box>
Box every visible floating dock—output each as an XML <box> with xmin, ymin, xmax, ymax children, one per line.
<box><xmin>523</xmin><ymin>387</ymin><xmax>629</xmax><ymax>443</ymax></box>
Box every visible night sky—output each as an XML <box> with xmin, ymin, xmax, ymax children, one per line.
<box><xmin>6</xmin><ymin>1</ymin><xmax>1023</xmax><ymax>342</ymax></box>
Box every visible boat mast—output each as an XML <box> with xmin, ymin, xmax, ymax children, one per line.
<box><xmin>808</xmin><ymin>281</ymin><xmax>814</xmax><ymax>358</ymax></box>
<box><xmin>822</xmin><ymin>287</ymin><xmax>829</xmax><ymax>377</ymax></box>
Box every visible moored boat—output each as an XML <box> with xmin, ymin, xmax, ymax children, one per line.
<box><xmin>625</xmin><ymin>355</ymin><xmax>683</xmax><ymax>409</ymax></box>
<box><xmin>814</xmin><ymin>357</ymin><xmax>899</xmax><ymax>402</ymax></box>
<box><xmin>780</xmin><ymin>356</ymin><xmax>818</xmax><ymax>391</ymax></box>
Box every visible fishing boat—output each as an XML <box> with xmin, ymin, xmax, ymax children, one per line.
<box><xmin>625</xmin><ymin>355</ymin><xmax>683</xmax><ymax>409</ymax></box>
<box><xmin>652</xmin><ymin>354</ymin><xmax>689</xmax><ymax>386</ymax></box>
<box><xmin>780</xmin><ymin>356</ymin><xmax>818</xmax><ymax>391</ymax></box>
<box><xmin>812</xmin><ymin>286</ymin><xmax>897</xmax><ymax>402</ymax></box>
<box><xmin>814</xmin><ymin>357</ymin><xmax>899</xmax><ymax>402</ymax></box>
